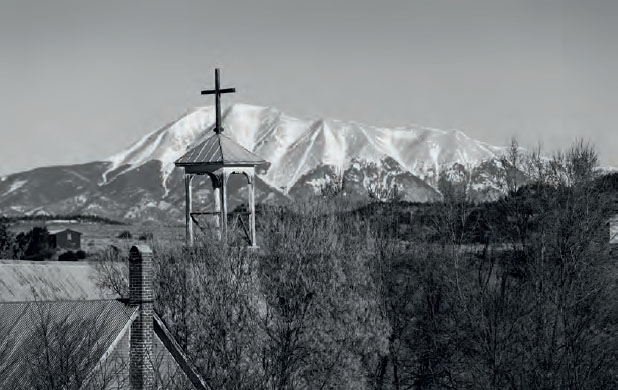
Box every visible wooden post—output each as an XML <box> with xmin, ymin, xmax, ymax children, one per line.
<box><xmin>220</xmin><ymin>172</ymin><xmax>229</xmax><ymax>240</ymax></box>
<box><xmin>184</xmin><ymin>174</ymin><xmax>193</xmax><ymax>246</ymax></box>
<box><xmin>212</xmin><ymin>178</ymin><xmax>222</xmax><ymax>240</ymax></box>
<box><xmin>248</xmin><ymin>173</ymin><xmax>256</xmax><ymax>247</ymax></box>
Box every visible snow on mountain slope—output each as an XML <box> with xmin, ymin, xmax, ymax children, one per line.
<box><xmin>0</xmin><ymin>103</ymin><xmax>518</xmax><ymax>221</ymax></box>
<box><xmin>103</xmin><ymin>103</ymin><xmax>505</xmax><ymax>194</ymax></box>
<box><xmin>103</xmin><ymin>107</ymin><xmax>217</xmax><ymax>189</ymax></box>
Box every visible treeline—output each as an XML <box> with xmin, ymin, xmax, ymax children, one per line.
<box><xmin>96</xmin><ymin>140</ymin><xmax>616</xmax><ymax>390</ymax></box>
<box><xmin>347</xmin><ymin>174</ymin><xmax>617</xmax><ymax>245</ymax></box>
<box><xmin>0</xmin><ymin>214</ymin><xmax>125</xmax><ymax>225</ymax></box>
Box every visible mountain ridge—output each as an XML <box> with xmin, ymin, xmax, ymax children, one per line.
<box><xmin>0</xmin><ymin>103</ymin><xmax>518</xmax><ymax>221</ymax></box>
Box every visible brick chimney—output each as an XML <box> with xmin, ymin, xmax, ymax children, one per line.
<box><xmin>129</xmin><ymin>245</ymin><xmax>155</xmax><ymax>390</ymax></box>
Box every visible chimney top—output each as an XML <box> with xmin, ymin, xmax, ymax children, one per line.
<box><xmin>130</xmin><ymin>245</ymin><xmax>152</xmax><ymax>258</ymax></box>
<box><xmin>129</xmin><ymin>245</ymin><xmax>153</xmax><ymax>305</ymax></box>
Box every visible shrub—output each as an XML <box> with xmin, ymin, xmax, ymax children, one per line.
<box><xmin>76</xmin><ymin>250</ymin><xmax>87</xmax><ymax>260</ymax></box>
<box><xmin>116</xmin><ymin>230</ymin><xmax>132</xmax><ymax>239</ymax></box>
<box><xmin>138</xmin><ymin>232</ymin><xmax>154</xmax><ymax>241</ymax></box>
<box><xmin>58</xmin><ymin>251</ymin><xmax>78</xmax><ymax>261</ymax></box>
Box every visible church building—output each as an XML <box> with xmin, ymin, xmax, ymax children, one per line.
<box><xmin>0</xmin><ymin>246</ymin><xmax>209</xmax><ymax>390</ymax></box>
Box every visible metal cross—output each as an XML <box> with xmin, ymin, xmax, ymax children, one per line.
<box><xmin>201</xmin><ymin>68</ymin><xmax>236</xmax><ymax>134</ymax></box>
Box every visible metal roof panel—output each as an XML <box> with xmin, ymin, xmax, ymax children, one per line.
<box><xmin>175</xmin><ymin>133</ymin><xmax>265</xmax><ymax>166</ymax></box>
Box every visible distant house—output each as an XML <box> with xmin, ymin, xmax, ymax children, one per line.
<box><xmin>0</xmin><ymin>246</ymin><xmax>209</xmax><ymax>390</ymax></box>
<box><xmin>48</xmin><ymin>228</ymin><xmax>82</xmax><ymax>250</ymax></box>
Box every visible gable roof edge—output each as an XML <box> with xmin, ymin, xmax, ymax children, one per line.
<box><xmin>153</xmin><ymin>313</ymin><xmax>211</xmax><ymax>390</ymax></box>
<box><xmin>77</xmin><ymin>307</ymin><xmax>139</xmax><ymax>390</ymax></box>
<box><xmin>219</xmin><ymin>134</ymin><xmax>265</xmax><ymax>164</ymax></box>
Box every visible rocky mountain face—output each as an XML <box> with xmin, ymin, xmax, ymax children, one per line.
<box><xmin>0</xmin><ymin>104</ymin><xmax>510</xmax><ymax>222</ymax></box>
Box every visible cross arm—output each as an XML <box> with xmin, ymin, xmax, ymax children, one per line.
<box><xmin>201</xmin><ymin>88</ymin><xmax>236</xmax><ymax>95</ymax></box>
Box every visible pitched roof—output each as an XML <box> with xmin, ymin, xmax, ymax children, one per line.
<box><xmin>175</xmin><ymin>133</ymin><xmax>265</xmax><ymax>166</ymax></box>
<box><xmin>0</xmin><ymin>260</ymin><xmax>209</xmax><ymax>390</ymax></box>
<box><xmin>0</xmin><ymin>300</ymin><xmax>202</xmax><ymax>389</ymax></box>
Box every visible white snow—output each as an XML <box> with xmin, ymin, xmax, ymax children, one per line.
<box><xmin>158</xmin><ymin>201</ymin><xmax>172</xmax><ymax>211</ymax></box>
<box><xmin>101</xmin><ymin>103</ymin><xmax>506</xmax><ymax>194</ymax></box>
<box><xmin>2</xmin><ymin>179</ymin><xmax>27</xmax><ymax>196</ymax></box>
<box><xmin>47</xmin><ymin>219</ymin><xmax>79</xmax><ymax>224</ymax></box>
<box><xmin>102</xmin><ymin>107</ymin><xmax>216</xmax><ymax>190</ymax></box>
<box><xmin>25</xmin><ymin>207</ymin><xmax>49</xmax><ymax>216</ymax></box>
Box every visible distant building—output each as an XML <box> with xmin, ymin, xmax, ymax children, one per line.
<box><xmin>48</xmin><ymin>228</ymin><xmax>82</xmax><ymax>250</ymax></box>
<box><xmin>0</xmin><ymin>246</ymin><xmax>208</xmax><ymax>390</ymax></box>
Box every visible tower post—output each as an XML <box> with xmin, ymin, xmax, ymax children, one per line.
<box><xmin>184</xmin><ymin>174</ymin><xmax>193</xmax><ymax>246</ymax></box>
<box><xmin>212</xmin><ymin>178</ymin><xmax>222</xmax><ymax>240</ymax></box>
<box><xmin>220</xmin><ymin>172</ymin><xmax>229</xmax><ymax>240</ymax></box>
<box><xmin>248</xmin><ymin>173</ymin><xmax>256</xmax><ymax>247</ymax></box>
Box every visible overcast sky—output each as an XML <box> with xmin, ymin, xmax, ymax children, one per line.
<box><xmin>1</xmin><ymin>0</ymin><xmax>616</xmax><ymax>175</ymax></box>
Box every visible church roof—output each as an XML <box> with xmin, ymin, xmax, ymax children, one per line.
<box><xmin>175</xmin><ymin>133</ymin><xmax>265</xmax><ymax>167</ymax></box>
<box><xmin>0</xmin><ymin>260</ymin><xmax>208</xmax><ymax>390</ymax></box>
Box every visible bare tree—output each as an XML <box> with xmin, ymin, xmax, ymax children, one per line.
<box><xmin>19</xmin><ymin>301</ymin><xmax>128</xmax><ymax>390</ymax></box>
<box><xmin>258</xmin><ymin>199</ymin><xmax>389</xmax><ymax>390</ymax></box>
<box><xmin>92</xmin><ymin>141</ymin><xmax>617</xmax><ymax>390</ymax></box>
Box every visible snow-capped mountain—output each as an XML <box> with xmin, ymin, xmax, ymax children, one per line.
<box><xmin>0</xmin><ymin>103</ymin><xmax>510</xmax><ymax>222</ymax></box>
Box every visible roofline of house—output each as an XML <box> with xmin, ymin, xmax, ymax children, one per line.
<box><xmin>153</xmin><ymin>313</ymin><xmax>211</xmax><ymax>390</ymax></box>
<box><xmin>0</xmin><ymin>260</ymin><xmax>108</xmax><ymax>265</ymax></box>
<box><xmin>0</xmin><ymin>298</ymin><xmax>121</xmax><ymax>305</ymax></box>
<box><xmin>77</xmin><ymin>307</ymin><xmax>140</xmax><ymax>390</ymax></box>
<box><xmin>48</xmin><ymin>228</ymin><xmax>82</xmax><ymax>235</ymax></box>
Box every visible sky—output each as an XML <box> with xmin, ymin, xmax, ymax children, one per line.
<box><xmin>0</xmin><ymin>0</ymin><xmax>616</xmax><ymax>175</ymax></box>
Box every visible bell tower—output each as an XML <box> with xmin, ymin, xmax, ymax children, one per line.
<box><xmin>175</xmin><ymin>69</ymin><xmax>265</xmax><ymax>247</ymax></box>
